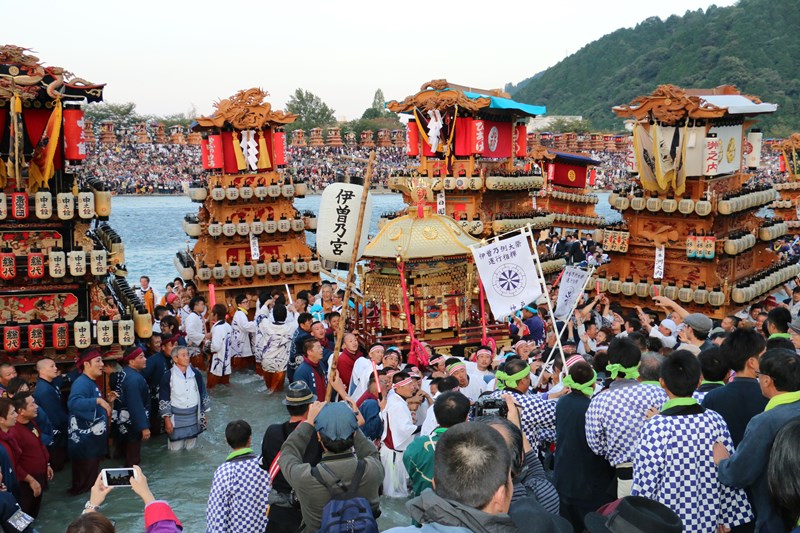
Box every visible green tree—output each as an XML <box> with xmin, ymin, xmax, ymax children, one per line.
<box><xmin>285</xmin><ymin>88</ymin><xmax>336</xmax><ymax>132</ymax></box>
<box><xmin>84</xmin><ymin>102</ymin><xmax>139</xmax><ymax>129</ymax></box>
<box><xmin>361</xmin><ymin>89</ymin><xmax>394</xmax><ymax>120</ymax></box>
<box><xmin>539</xmin><ymin>118</ymin><xmax>594</xmax><ymax>133</ymax></box>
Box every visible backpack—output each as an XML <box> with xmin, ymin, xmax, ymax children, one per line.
<box><xmin>310</xmin><ymin>459</ymin><xmax>378</xmax><ymax>533</ymax></box>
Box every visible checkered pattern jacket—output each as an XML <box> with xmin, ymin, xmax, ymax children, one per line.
<box><xmin>632</xmin><ymin>408</ymin><xmax>753</xmax><ymax>533</ymax></box>
<box><xmin>206</xmin><ymin>453</ymin><xmax>271</xmax><ymax>533</ymax></box>
<box><xmin>585</xmin><ymin>382</ymin><xmax>668</xmax><ymax>465</ymax></box>
<box><xmin>488</xmin><ymin>389</ymin><xmax>557</xmax><ymax>447</ymax></box>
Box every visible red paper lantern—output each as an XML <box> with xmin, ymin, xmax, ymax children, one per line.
<box><xmin>27</xmin><ymin>321</ymin><xmax>45</xmax><ymax>352</ymax></box>
<box><xmin>11</xmin><ymin>190</ymin><xmax>28</xmax><ymax>220</ymax></box>
<box><xmin>0</xmin><ymin>248</ymin><xmax>15</xmax><ymax>280</ymax></box>
<box><xmin>3</xmin><ymin>322</ymin><xmax>20</xmax><ymax>353</ymax></box>
<box><xmin>63</xmin><ymin>105</ymin><xmax>87</xmax><ymax>161</ymax></box>
<box><xmin>274</xmin><ymin>130</ymin><xmax>287</xmax><ymax>166</ymax></box>
<box><xmin>52</xmin><ymin>319</ymin><xmax>69</xmax><ymax>351</ymax></box>
<box><xmin>515</xmin><ymin>125</ymin><xmax>527</xmax><ymax>158</ymax></box>
<box><xmin>547</xmin><ymin>163</ymin><xmax>555</xmax><ymax>182</ymax></box>
<box><xmin>780</xmin><ymin>154</ymin><xmax>787</xmax><ymax>173</ymax></box>
<box><xmin>589</xmin><ymin>168</ymin><xmax>597</xmax><ymax>186</ymax></box>
<box><xmin>27</xmin><ymin>248</ymin><xmax>45</xmax><ymax>279</ymax></box>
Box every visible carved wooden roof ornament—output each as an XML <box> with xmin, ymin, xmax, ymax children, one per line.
<box><xmin>386</xmin><ymin>79</ymin><xmax>494</xmax><ymax>114</ymax></box>
<box><xmin>528</xmin><ymin>143</ymin><xmax>556</xmax><ymax>162</ymax></box>
<box><xmin>195</xmin><ymin>88</ymin><xmax>298</xmax><ymax>130</ymax></box>
<box><xmin>613</xmin><ymin>84</ymin><xmax>765</xmax><ymax>124</ymax></box>
<box><xmin>780</xmin><ymin>133</ymin><xmax>800</xmax><ymax>153</ymax></box>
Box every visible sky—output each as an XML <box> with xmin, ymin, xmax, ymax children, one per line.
<box><xmin>4</xmin><ymin>0</ymin><xmax>739</xmax><ymax>120</ymax></box>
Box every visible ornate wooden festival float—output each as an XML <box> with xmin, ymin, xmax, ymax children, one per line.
<box><xmin>598</xmin><ymin>84</ymin><xmax>792</xmax><ymax>319</ymax></box>
<box><xmin>770</xmin><ymin>134</ymin><xmax>800</xmax><ymax>228</ymax></box>
<box><xmin>176</xmin><ymin>88</ymin><xmax>319</xmax><ymax>328</ymax></box>
<box><xmin>0</xmin><ymin>45</ymin><xmax>150</xmax><ymax>365</ymax></box>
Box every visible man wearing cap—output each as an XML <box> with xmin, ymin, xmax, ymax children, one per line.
<box><xmin>349</xmin><ymin>344</ymin><xmax>384</xmax><ymax>400</ymax></box>
<box><xmin>584</xmin><ymin>496</ymin><xmax>683</xmax><ymax>533</ymax></box>
<box><xmin>632</xmin><ymin>350</ymin><xmax>753</xmax><ymax>532</ymax></box>
<box><xmin>112</xmin><ymin>346</ymin><xmax>150</xmax><ymax>467</ymax></box>
<box><xmin>789</xmin><ymin>315</ymin><xmax>800</xmax><ymax>352</ymax></box>
<box><xmin>444</xmin><ymin>358</ymin><xmax>485</xmax><ymax>402</ymax></box>
<box><xmin>511</xmin><ymin>305</ymin><xmax>545</xmax><ymax>346</ymax></box>
<box><xmin>673</xmin><ymin>313</ymin><xmax>713</xmax><ymax>355</ymax></box>
<box><xmin>488</xmin><ymin>358</ymin><xmax>557</xmax><ymax>451</ymax></box>
<box><xmin>381</xmin><ymin>372</ymin><xmax>419</xmax><ymax>498</ymax></box>
<box><xmin>261</xmin><ymin>382</ymin><xmax>322</xmax><ymax>533</ymax></box>
<box><xmin>159</xmin><ymin>345</ymin><xmax>210</xmax><ymax>451</ymax></box>
<box><xmin>279</xmin><ymin>401</ymin><xmax>383</xmax><ymax>532</ymax></box>
<box><xmin>67</xmin><ymin>348</ymin><xmax>114</xmax><ymax>495</ymax></box>
<box><xmin>640</xmin><ymin>314</ymin><xmax>678</xmax><ymax>349</ymax></box>
<box><xmin>207</xmin><ymin>419</ymin><xmax>271</xmax><ymax>533</ymax></box>
<box><xmin>585</xmin><ymin>338</ymin><xmax>667</xmax><ymax>498</ymax></box>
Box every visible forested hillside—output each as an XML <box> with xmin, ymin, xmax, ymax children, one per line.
<box><xmin>511</xmin><ymin>0</ymin><xmax>800</xmax><ymax>135</ymax></box>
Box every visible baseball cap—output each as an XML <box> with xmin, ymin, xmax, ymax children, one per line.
<box><xmin>314</xmin><ymin>402</ymin><xmax>359</xmax><ymax>440</ymax></box>
<box><xmin>683</xmin><ymin>313</ymin><xmax>713</xmax><ymax>334</ymax></box>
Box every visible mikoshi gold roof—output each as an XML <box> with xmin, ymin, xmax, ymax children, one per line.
<box><xmin>364</xmin><ymin>207</ymin><xmax>479</xmax><ymax>260</ymax></box>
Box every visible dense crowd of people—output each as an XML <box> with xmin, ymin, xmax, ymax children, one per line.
<box><xmin>9</xmin><ymin>260</ymin><xmax>800</xmax><ymax>532</ymax></box>
<box><xmin>286</xmin><ymin>146</ymin><xmax>411</xmax><ymax>191</ymax></box>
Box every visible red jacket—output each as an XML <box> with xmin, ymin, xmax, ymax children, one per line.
<box><xmin>337</xmin><ymin>349</ymin><xmax>360</xmax><ymax>389</ymax></box>
<box><xmin>8</xmin><ymin>421</ymin><xmax>49</xmax><ymax>480</ymax></box>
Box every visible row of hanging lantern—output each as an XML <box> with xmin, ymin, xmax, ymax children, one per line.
<box><xmin>0</xmin><ymin>187</ymin><xmax>112</xmax><ymax>222</ymax></box>
<box><xmin>593</xmin><ymin>275</ymin><xmax>727</xmax><ymax>307</ymax></box>
<box><xmin>195</xmin><ymin>254</ymin><xmax>322</xmax><ymax>282</ymax></box>
<box><xmin>731</xmin><ymin>259</ymin><xmax>800</xmax><ymax>304</ymax></box>
<box><xmin>548</xmin><ymin>190</ymin><xmax>600</xmax><ymax>204</ymax></box>
<box><xmin>194</xmin><ymin>180</ymin><xmax>309</xmax><ymax>204</ymax></box>
<box><xmin>200</xmin><ymin>214</ymin><xmax>310</xmax><ymax>239</ymax></box>
<box><xmin>95</xmin><ymin>223</ymin><xmax>126</xmax><ymax>265</ymax></box>
<box><xmin>0</xmin><ymin>246</ymin><xmax>109</xmax><ymax>281</ymax></box>
<box><xmin>1</xmin><ymin>315</ymin><xmax>137</xmax><ymax>354</ymax></box>
<box><xmin>109</xmin><ymin>277</ymin><xmax>153</xmax><ymax>339</ymax></box>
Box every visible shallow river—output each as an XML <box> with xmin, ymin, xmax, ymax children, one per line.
<box><xmin>36</xmin><ymin>191</ymin><xmax>618</xmax><ymax>531</ymax></box>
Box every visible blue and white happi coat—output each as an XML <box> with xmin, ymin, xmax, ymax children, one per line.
<box><xmin>585</xmin><ymin>382</ymin><xmax>668</xmax><ymax>465</ymax></box>
<box><xmin>632</xmin><ymin>408</ymin><xmax>753</xmax><ymax>533</ymax></box>
<box><xmin>488</xmin><ymin>389</ymin><xmax>557</xmax><ymax>447</ymax></box>
<box><xmin>206</xmin><ymin>452</ymin><xmax>271</xmax><ymax>533</ymax></box>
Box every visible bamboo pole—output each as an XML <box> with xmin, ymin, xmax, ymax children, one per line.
<box><xmin>325</xmin><ymin>151</ymin><xmax>375</xmax><ymax>401</ymax></box>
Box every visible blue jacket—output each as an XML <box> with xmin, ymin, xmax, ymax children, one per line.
<box><xmin>67</xmin><ymin>374</ymin><xmax>108</xmax><ymax>461</ymax></box>
<box><xmin>702</xmin><ymin>377</ymin><xmax>768</xmax><ymax>447</ymax></box>
<box><xmin>293</xmin><ymin>359</ymin><xmax>328</xmax><ymax>399</ymax></box>
<box><xmin>33</xmin><ymin>377</ymin><xmax>67</xmax><ymax>448</ymax></box>
<box><xmin>718</xmin><ymin>398</ymin><xmax>800</xmax><ymax>532</ymax></box>
<box><xmin>113</xmin><ymin>367</ymin><xmax>151</xmax><ymax>441</ymax></box>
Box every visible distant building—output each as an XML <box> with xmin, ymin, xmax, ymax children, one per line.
<box><xmin>526</xmin><ymin>115</ymin><xmax>583</xmax><ymax>132</ymax></box>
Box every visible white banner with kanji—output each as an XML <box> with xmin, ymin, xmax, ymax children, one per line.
<box><xmin>554</xmin><ymin>267</ymin><xmax>590</xmax><ymax>320</ymax></box>
<box><xmin>471</xmin><ymin>234</ymin><xmax>542</xmax><ymax>318</ymax></box>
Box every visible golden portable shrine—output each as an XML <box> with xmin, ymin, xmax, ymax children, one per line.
<box><xmin>0</xmin><ymin>45</ymin><xmax>150</xmax><ymax>364</ymax></box>
<box><xmin>176</xmin><ymin>88</ymin><xmax>318</xmax><ymax>318</ymax></box>
<box><xmin>598</xmin><ymin>84</ymin><xmax>792</xmax><ymax>319</ymax></box>
<box><xmin>771</xmin><ymin>133</ymin><xmax>800</xmax><ymax>227</ymax></box>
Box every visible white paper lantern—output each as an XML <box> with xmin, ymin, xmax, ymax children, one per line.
<box><xmin>77</xmin><ymin>191</ymin><xmax>95</xmax><ymax>219</ymax></box>
<box><xmin>35</xmin><ymin>190</ymin><xmax>52</xmax><ymax>219</ymax></box>
<box><xmin>73</xmin><ymin>319</ymin><xmax>92</xmax><ymax>349</ymax></box>
<box><xmin>702</xmin><ymin>136</ymin><xmax>722</xmax><ymax>176</ymax></box>
<box><xmin>68</xmin><ymin>248</ymin><xmax>87</xmax><ymax>276</ymax></box>
<box><xmin>56</xmin><ymin>192</ymin><xmax>74</xmax><ymax>220</ymax></box>
<box><xmin>746</xmin><ymin>131</ymin><xmax>763</xmax><ymax>169</ymax></box>
<box><xmin>90</xmin><ymin>248</ymin><xmax>107</xmax><ymax>276</ymax></box>
<box><xmin>118</xmin><ymin>315</ymin><xmax>135</xmax><ymax>346</ymax></box>
<box><xmin>48</xmin><ymin>248</ymin><xmax>66</xmax><ymax>278</ymax></box>
<box><xmin>317</xmin><ymin>183</ymin><xmax>373</xmax><ymax>263</ymax></box>
<box><xmin>0</xmin><ymin>193</ymin><xmax>5</xmax><ymax>220</ymax></box>
<box><xmin>96</xmin><ymin>316</ymin><xmax>114</xmax><ymax>346</ymax></box>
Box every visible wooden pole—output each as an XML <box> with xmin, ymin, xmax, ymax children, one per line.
<box><xmin>325</xmin><ymin>151</ymin><xmax>375</xmax><ymax>401</ymax></box>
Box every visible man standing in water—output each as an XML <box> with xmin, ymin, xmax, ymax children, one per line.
<box><xmin>159</xmin><ymin>346</ymin><xmax>210</xmax><ymax>451</ymax></box>
<box><xmin>68</xmin><ymin>349</ymin><xmax>113</xmax><ymax>494</ymax></box>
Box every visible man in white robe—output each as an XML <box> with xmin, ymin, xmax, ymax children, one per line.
<box><xmin>380</xmin><ymin>372</ymin><xmax>419</xmax><ymax>498</ymax></box>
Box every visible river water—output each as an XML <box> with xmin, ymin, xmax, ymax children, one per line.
<box><xmin>36</xmin><ymin>191</ymin><xmax>618</xmax><ymax>532</ymax></box>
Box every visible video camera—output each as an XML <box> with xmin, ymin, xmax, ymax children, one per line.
<box><xmin>470</xmin><ymin>395</ymin><xmax>509</xmax><ymax>419</ymax></box>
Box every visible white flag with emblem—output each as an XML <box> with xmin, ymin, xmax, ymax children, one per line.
<box><xmin>471</xmin><ymin>234</ymin><xmax>542</xmax><ymax>318</ymax></box>
<box><xmin>554</xmin><ymin>266</ymin><xmax>589</xmax><ymax>320</ymax></box>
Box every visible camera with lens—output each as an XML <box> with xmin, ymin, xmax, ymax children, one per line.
<box><xmin>470</xmin><ymin>395</ymin><xmax>509</xmax><ymax>419</ymax></box>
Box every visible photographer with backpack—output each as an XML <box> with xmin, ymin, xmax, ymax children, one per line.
<box><xmin>278</xmin><ymin>401</ymin><xmax>384</xmax><ymax>532</ymax></box>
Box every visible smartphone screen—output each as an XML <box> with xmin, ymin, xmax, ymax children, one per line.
<box><xmin>103</xmin><ymin>468</ymin><xmax>135</xmax><ymax>487</ymax></box>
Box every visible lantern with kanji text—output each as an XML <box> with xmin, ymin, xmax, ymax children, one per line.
<box><xmin>35</xmin><ymin>189</ymin><xmax>52</xmax><ymax>219</ymax></box>
<box><xmin>73</xmin><ymin>318</ymin><xmax>91</xmax><ymax>349</ymax></box>
<box><xmin>11</xmin><ymin>190</ymin><xmax>28</xmax><ymax>220</ymax></box>
<box><xmin>0</xmin><ymin>248</ymin><xmax>15</xmax><ymax>281</ymax></box>
<box><xmin>27</xmin><ymin>247</ymin><xmax>45</xmax><ymax>279</ymax></box>
<box><xmin>118</xmin><ymin>315</ymin><xmax>135</xmax><ymax>346</ymax></box>
<box><xmin>56</xmin><ymin>192</ymin><xmax>75</xmax><ymax>220</ymax></box>
<box><xmin>90</xmin><ymin>247</ymin><xmax>107</xmax><ymax>276</ymax></box>
<box><xmin>3</xmin><ymin>322</ymin><xmax>20</xmax><ymax>353</ymax></box>
<box><xmin>52</xmin><ymin>319</ymin><xmax>69</xmax><ymax>351</ymax></box>
<box><xmin>97</xmin><ymin>315</ymin><xmax>114</xmax><ymax>346</ymax></box>
<box><xmin>63</xmin><ymin>103</ymin><xmax>87</xmax><ymax>161</ymax></box>
<box><xmin>27</xmin><ymin>320</ymin><xmax>45</xmax><ymax>353</ymax></box>
<box><xmin>77</xmin><ymin>189</ymin><xmax>95</xmax><ymax>219</ymax></box>
<box><xmin>48</xmin><ymin>247</ymin><xmax>66</xmax><ymax>278</ymax></box>
<box><xmin>69</xmin><ymin>247</ymin><xmax>87</xmax><ymax>277</ymax></box>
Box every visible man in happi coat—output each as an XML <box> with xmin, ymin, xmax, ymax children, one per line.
<box><xmin>380</xmin><ymin>372</ymin><xmax>419</xmax><ymax>498</ymax></box>
<box><xmin>585</xmin><ymin>338</ymin><xmax>667</xmax><ymax>498</ymax></box>
<box><xmin>32</xmin><ymin>357</ymin><xmax>68</xmax><ymax>471</ymax></box>
<box><xmin>207</xmin><ymin>304</ymin><xmax>233</xmax><ymax>389</ymax></box>
<box><xmin>632</xmin><ymin>350</ymin><xmax>753</xmax><ymax>533</ymax></box>
<box><xmin>67</xmin><ymin>348</ymin><xmax>114</xmax><ymax>494</ymax></box>
<box><xmin>206</xmin><ymin>420</ymin><xmax>271</xmax><ymax>533</ymax></box>
<box><xmin>256</xmin><ymin>304</ymin><xmax>296</xmax><ymax>393</ymax></box>
<box><xmin>159</xmin><ymin>345</ymin><xmax>210</xmax><ymax>451</ymax></box>
<box><xmin>231</xmin><ymin>294</ymin><xmax>257</xmax><ymax>367</ymax></box>
<box><xmin>487</xmin><ymin>357</ymin><xmax>557</xmax><ymax>450</ymax></box>
<box><xmin>142</xmin><ymin>333</ymin><xmax>175</xmax><ymax>436</ymax></box>
<box><xmin>112</xmin><ymin>346</ymin><xmax>151</xmax><ymax>466</ymax></box>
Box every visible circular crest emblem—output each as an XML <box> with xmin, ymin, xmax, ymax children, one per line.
<box><xmin>568</xmin><ymin>169</ymin><xmax>576</xmax><ymax>182</ymax></box>
<box><xmin>743</xmin><ymin>140</ymin><xmax>753</xmax><ymax>155</ymax></box>
<box><xmin>488</xmin><ymin>126</ymin><xmax>499</xmax><ymax>153</ymax></box>
<box><xmin>492</xmin><ymin>264</ymin><xmax>526</xmax><ymax>297</ymax></box>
